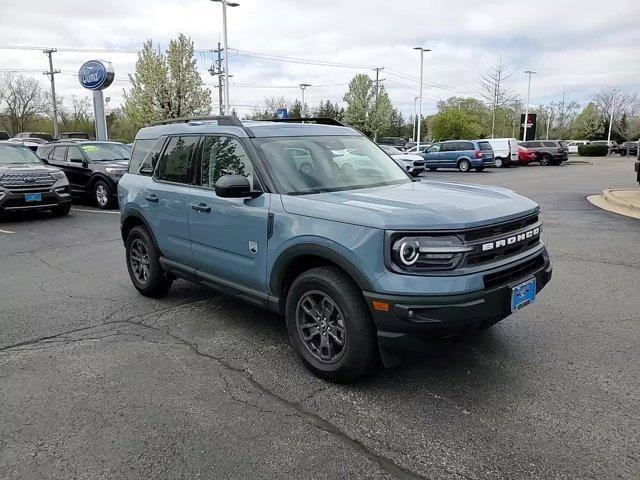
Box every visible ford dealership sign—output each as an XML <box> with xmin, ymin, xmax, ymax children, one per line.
<box><xmin>78</xmin><ymin>60</ymin><xmax>114</xmax><ymax>90</ymax></box>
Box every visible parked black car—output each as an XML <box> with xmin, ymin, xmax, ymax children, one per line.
<box><xmin>378</xmin><ymin>136</ymin><xmax>407</xmax><ymax>149</ymax></box>
<box><xmin>36</xmin><ymin>141</ymin><xmax>130</xmax><ymax>209</ymax></box>
<box><xmin>0</xmin><ymin>142</ymin><xmax>71</xmax><ymax>216</ymax></box>
<box><xmin>519</xmin><ymin>140</ymin><xmax>568</xmax><ymax>165</ymax></box>
<box><xmin>618</xmin><ymin>141</ymin><xmax>638</xmax><ymax>157</ymax></box>
<box><xmin>59</xmin><ymin>132</ymin><xmax>90</xmax><ymax>140</ymax></box>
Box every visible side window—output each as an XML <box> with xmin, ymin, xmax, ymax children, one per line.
<box><xmin>200</xmin><ymin>136</ymin><xmax>256</xmax><ymax>189</ymax></box>
<box><xmin>155</xmin><ymin>136</ymin><xmax>199</xmax><ymax>184</ymax></box>
<box><xmin>67</xmin><ymin>146</ymin><xmax>84</xmax><ymax>163</ymax></box>
<box><xmin>128</xmin><ymin>139</ymin><xmax>155</xmax><ymax>174</ymax></box>
<box><xmin>441</xmin><ymin>142</ymin><xmax>456</xmax><ymax>152</ymax></box>
<box><xmin>529</xmin><ymin>141</ymin><xmax>542</xmax><ymax>148</ymax></box>
<box><xmin>137</xmin><ymin>137</ymin><xmax>166</xmax><ymax>177</ymax></box>
<box><xmin>459</xmin><ymin>141</ymin><xmax>475</xmax><ymax>151</ymax></box>
<box><xmin>543</xmin><ymin>141</ymin><xmax>556</xmax><ymax>148</ymax></box>
<box><xmin>427</xmin><ymin>144</ymin><xmax>440</xmax><ymax>153</ymax></box>
<box><xmin>50</xmin><ymin>146</ymin><xmax>67</xmax><ymax>162</ymax></box>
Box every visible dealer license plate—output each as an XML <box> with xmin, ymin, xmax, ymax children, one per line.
<box><xmin>511</xmin><ymin>278</ymin><xmax>536</xmax><ymax>312</ymax></box>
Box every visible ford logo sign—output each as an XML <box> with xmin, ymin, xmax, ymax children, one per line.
<box><xmin>78</xmin><ymin>60</ymin><xmax>114</xmax><ymax>90</ymax></box>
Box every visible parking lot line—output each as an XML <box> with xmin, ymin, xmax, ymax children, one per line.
<box><xmin>72</xmin><ymin>208</ymin><xmax>120</xmax><ymax>215</ymax></box>
<box><xmin>0</xmin><ymin>228</ymin><xmax>15</xmax><ymax>234</ymax></box>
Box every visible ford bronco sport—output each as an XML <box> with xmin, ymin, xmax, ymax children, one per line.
<box><xmin>119</xmin><ymin>116</ymin><xmax>552</xmax><ymax>382</ymax></box>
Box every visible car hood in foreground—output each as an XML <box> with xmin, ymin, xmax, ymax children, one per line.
<box><xmin>280</xmin><ymin>180</ymin><xmax>539</xmax><ymax>230</ymax></box>
<box><xmin>391</xmin><ymin>153</ymin><xmax>424</xmax><ymax>162</ymax></box>
<box><xmin>0</xmin><ymin>164</ymin><xmax>61</xmax><ymax>174</ymax></box>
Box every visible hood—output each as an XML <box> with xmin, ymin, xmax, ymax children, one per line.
<box><xmin>0</xmin><ymin>163</ymin><xmax>60</xmax><ymax>174</ymax></box>
<box><xmin>391</xmin><ymin>153</ymin><xmax>423</xmax><ymax>162</ymax></box>
<box><xmin>280</xmin><ymin>180</ymin><xmax>539</xmax><ymax>230</ymax></box>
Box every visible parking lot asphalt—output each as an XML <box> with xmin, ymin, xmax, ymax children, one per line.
<box><xmin>1</xmin><ymin>156</ymin><xmax>638</xmax><ymax>479</ymax></box>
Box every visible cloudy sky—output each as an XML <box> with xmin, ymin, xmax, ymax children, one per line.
<box><xmin>1</xmin><ymin>0</ymin><xmax>639</xmax><ymax>118</ymax></box>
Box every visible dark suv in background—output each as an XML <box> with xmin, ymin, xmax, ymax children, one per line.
<box><xmin>37</xmin><ymin>141</ymin><xmax>131</xmax><ymax>209</ymax></box>
<box><xmin>378</xmin><ymin>137</ymin><xmax>408</xmax><ymax>150</ymax></box>
<box><xmin>519</xmin><ymin>140</ymin><xmax>568</xmax><ymax>166</ymax></box>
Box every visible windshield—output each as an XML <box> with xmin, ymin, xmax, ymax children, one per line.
<box><xmin>80</xmin><ymin>143</ymin><xmax>131</xmax><ymax>162</ymax></box>
<box><xmin>0</xmin><ymin>145</ymin><xmax>42</xmax><ymax>165</ymax></box>
<box><xmin>253</xmin><ymin>136</ymin><xmax>411</xmax><ymax>195</ymax></box>
<box><xmin>379</xmin><ymin>145</ymin><xmax>401</xmax><ymax>155</ymax></box>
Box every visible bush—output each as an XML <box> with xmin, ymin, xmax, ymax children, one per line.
<box><xmin>578</xmin><ymin>144</ymin><xmax>608</xmax><ymax>156</ymax></box>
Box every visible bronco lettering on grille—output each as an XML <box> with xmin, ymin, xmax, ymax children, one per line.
<box><xmin>481</xmin><ymin>227</ymin><xmax>540</xmax><ymax>252</ymax></box>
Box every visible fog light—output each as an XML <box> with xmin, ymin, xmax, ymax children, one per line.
<box><xmin>372</xmin><ymin>300</ymin><xmax>389</xmax><ymax>312</ymax></box>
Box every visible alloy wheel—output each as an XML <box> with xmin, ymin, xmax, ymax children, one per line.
<box><xmin>95</xmin><ymin>184</ymin><xmax>109</xmax><ymax>207</ymax></box>
<box><xmin>129</xmin><ymin>239</ymin><xmax>150</xmax><ymax>285</ymax></box>
<box><xmin>296</xmin><ymin>290</ymin><xmax>347</xmax><ymax>363</ymax></box>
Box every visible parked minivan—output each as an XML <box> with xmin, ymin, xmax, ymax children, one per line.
<box><xmin>421</xmin><ymin>140</ymin><xmax>494</xmax><ymax>172</ymax></box>
<box><xmin>480</xmin><ymin>138</ymin><xmax>519</xmax><ymax>168</ymax></box>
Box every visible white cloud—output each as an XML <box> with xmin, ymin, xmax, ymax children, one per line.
<box><xmin>0</xmin><ymin>0</ymin><xmax>638</xmax><ymax>118</ymax></box>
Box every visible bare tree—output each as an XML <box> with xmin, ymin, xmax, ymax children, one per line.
<box><xmin>0</xmin><ymin>73</ymin><xmax>48</xmax><ymax>135</ymax></box>
<box><xmin>58</xmin><ymin>95</ymin><xmax>93</xmax><ymax>132</ymax></box>
<box><xmin>477</xmin><ymin>59</ymin><xmax>518</xmax><ymax>138</ymax></box>
<box><xmin>555</xmin><ymin>87</ymin><xmax>580</xmax><ymax>139</ymax></box>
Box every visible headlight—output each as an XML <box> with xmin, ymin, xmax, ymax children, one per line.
<box><xmin>390</xmin><ymin>235</ymin><xmax>473</xmax><ymax>272</ymax></box>
<box><xmin>105</xmin><ymin>167</ymin><xmax>126</xmax><ymax>174</ymax></box>
<box><xmin>50</xmin><ymin>170</ymin><xmax>66</xmax><ymax>179</ymax></box>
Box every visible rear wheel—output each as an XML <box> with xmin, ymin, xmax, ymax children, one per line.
<box><xmin>494</xmin><ymin>157</ymin><xmax>504</xmax><ymax>168</ymax></box>
<box><xmin>125</xmin><ymin>226</ymin><xmax>172</xmax><ymax>298</ymax></box>
<box><xmin>539</xmin><ymin>154</ymin><xmax>552</xmax><ymax>166</ymax></box>
<box><xmin>458</xmin><ymin>159</ymin><xmax>472</xmax><ymax>172</ymax></box>
<box><xmin>285</xmin><ymin>266</ymin><xmax>377</xmax><ymax>383</ymax></box>
<box><xmin>93</xmin><ymin>179</ymin><xmax>114</xmax><ymax>209</ymax></box>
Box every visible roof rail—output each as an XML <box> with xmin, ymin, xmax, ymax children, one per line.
<box><xmin>264</xmin><ymin>117</ymin><xmax>346</xmax><ymax>127</ymax></box>
<box><xmin>148</xmin><ymin>115</ymin><xmax>244</xmax><ymax>127</ymax></box>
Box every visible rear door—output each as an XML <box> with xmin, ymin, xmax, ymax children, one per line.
<box><xmin>144</xmin><ymin>135</ymin><xmax>199</xmax><ymax>266</ymax></box>
<box><xmin>440</xmin><ymin>142</ymin><xmax>458</xmax><ymax>166</ymax></box>
<box><xmin>456</xmin><ymin>141</ymin><xmax>476</xmax><ymax>163</ymax></box>
<box><xmin>188</xmin><ymin>135</ymin><xmax>270</xmax><ymax>293</ymax></box>
<box><xmin>47</xmin><ymin>146</ymin><xmax>74</xmax><ymax>189</ymax></box>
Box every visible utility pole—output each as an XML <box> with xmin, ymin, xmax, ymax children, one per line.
<box><xmin>208</xmin><ymin>43</ymin><xmax>224</xmax><ymax>115</ymax></box>
<box><xmin>607</xmin><ymin>88</ymin><xmax>619</xmax><ymax>146</ymax></box>
<box><xmin>512</xmin><ymin>100</ymin><xmax>520</xmax><ymax>138</ymax></box>
<box><xmin>372</xmin><ymin>67</ymin><xmax>384</xmax><ymax>141</ymax></box>
<box><xmin>413</xmin><ymin>47</ymin><xmax>431</xmax><ymax>151</ymax></box>
<box><xmin>299</xmin><ymin>83</ymin><xmax>311</xmax><ymax>116</ymax></box>
<box><xmin>43</xmin><ymin>49</ymin><xmax>60</xmax><ymax>139</ymax></box>
<box><xmin>523</xmin><ymin>70</ymin><xmax>537</xmax><ymax>141</ymax></box>
<box><xmin>211</xmin><ymin>0</ymin><xmax>239</xmax><ymax>114</ymax></box>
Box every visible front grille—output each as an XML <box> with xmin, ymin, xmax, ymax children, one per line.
<box><xmin>463</xmin><ymin>213</ymin><xmax>538</xmax><ymax>242</ymax></box>
<box><xmin>0</xmin><ymin>172</ymin><xmax>55</xmax><ymax>189</ymax></box>
<box><xmin>4</xmin><ymin>186</ymin><xmax>53</xmax><ymax>193</ymax></box>
<box><xmin>483</xmin><ymin>254</ymin><xmax>544</xmax><ymax>289</ymax></box>
<box><xmin>413</xmin><ymin>160</ymin><xmax>425</xmax><ymax>166</ymax></box>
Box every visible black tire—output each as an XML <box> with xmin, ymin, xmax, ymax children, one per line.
<box><xmin>429</xmin><ymin>167</ymin><xmax>437</xmax><ymax>171</ymax></box>
<box><xmin>285</xmin><ymin>266</ymin><xmax>378</xmax><ymax>383</ymax></box>
<box><xmin>52</xmin><ymin>203</ymin><xmax>71</xmax><ymax>216</ymax></box>
<box><xmin>93</xmin><ymin>179</ymin><xmax>115</xmax><ymax>209</ymax></box>
<box><xmin>494</xmin><ymin>157</ymin><xmax>504</xmax><ymax>168</ymax></box>
<box><xmin>475</xmin><ymin>166</ymin><xmax>485</xmax><ymax>172</ymax></box>
<box><xmin>539</xmin><ymin>154</ymin><xmax>552</xmax><ymax>166</ymax></box>
<box><xmin>125</xmin><ymin>226</ymin><xmax>172</xmax><ymax>298</ymax></box>
<box><xmin>458</xmin><ymin>159</ymin><xmax>472</xmax><ymax>172</ymax></box>
<box><xmin>619</xmin><ymin>151</ymin><xmax>627</xmax><ymax>157</ymax></box>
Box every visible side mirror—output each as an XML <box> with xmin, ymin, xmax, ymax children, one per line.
<box><xmin>214</xmin><ymin>174</ymin><xmax>260</xmax><ymax>198</ymax></box>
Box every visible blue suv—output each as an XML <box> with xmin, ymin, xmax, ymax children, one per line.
<box><xmin>421</xmin><ymin>140</ymin><xmax>494</xmax><ymax>172</ymax></box>
<box><xmin>119</xmin><ymin>116</ymin><xmax>551</xmax><ymax>382</ymax></box>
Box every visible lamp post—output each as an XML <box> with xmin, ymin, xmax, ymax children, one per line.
<box><xmin>299</xmin><ymin>83</ymin><xmax>311</xmax><ymax>116</ymax></box>
<box><xmin>523</xmin><ymin>70</ymin><xmax>537</xmax><ymax>141</ymax></box>
<box><xmin>607</xmin><ymin>88</ymin><xmax>620</xmax><ymax>146</ymax></box>
<box><xmin>413</xmin><ymin>47</ymin><xmax>430</xmax><ymax>151</ymax></box>
<box><xmin>412</xmin><ymin>96</ymin><xmax>419</xmax><ymax>143</ymax></box>
<box><xmin>211</xmin><ymin>0</ymin><xmax>239</xmax><ymax>115</ymax></box>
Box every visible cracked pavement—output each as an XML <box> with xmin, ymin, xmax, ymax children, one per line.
<box><xmin>1</xmin><ymin>157</ymin><xmax>639</xmax><ymax>479</ymax></box>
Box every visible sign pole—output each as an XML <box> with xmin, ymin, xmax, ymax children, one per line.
<box><xmin>78</xmin><ymin>60</ymin><xmax>114</xmax><ymax>141</ymax></box>
<box><xmin>93</xmin><ymin>90</ymin><xmax>107</xmax><ymax>141</ymax></box>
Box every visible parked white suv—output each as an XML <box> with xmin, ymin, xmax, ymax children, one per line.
<box><xmin>479</xmin><ymin>138</ymin><xmax>519</xmax><ymax>168</ymax></box>
<box><xmin>566</xmin><ymin>140</ymin><xmax>589</xmax><ymax>154</ymax></box>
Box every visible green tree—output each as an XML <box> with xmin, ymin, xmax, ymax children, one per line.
<box><xmin>369</xmin><ymin>85</ymin><xmax>393</xmax><ymax>141</ymax></box>
<box><xmin>431</xmin><ymin>109</ymin><xmax>482</xmax><ymax>141</ymax></box>
<box><xmin>343</xmin><ymin>74</ymin><xmax>374</xmax><ymax>135</ymax></box>
<box><xmin>571</xmin><ymin>102</ymin><xmax>605</xmax><ymax>139</ymax></box>
<box><xmin>124</xmin><ymin>34</ymin><xmax>211</xmax><ymax>127</ymax></box>
<box><xmin>288</xmin><ymin>99</ymin><xmax>302</xmax><ymax>118</ymax></box>
<box><xmin>313</xmin><ymin>100</ymin><xmax>342</xmax><ymax>120</ymax></box>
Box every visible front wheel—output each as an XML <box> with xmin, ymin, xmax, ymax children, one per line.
<box><xmin>93</xmin><ymin>179</ymin><xmax>115</xmax><ymax>209</ymax></box>
<box><xmin>285</xmin><ymin>267</ymin><xmax>378</xmax><ymax>383</ymax></box>
<box><xmin>494</xmin><ymin>157</ymin><xmax>503</xmax><ymax>168</ymax></box>
<box><xmin>458</xmin><ymin>159</ymin><xmax>472</xmax><ymax>172</ymax></box>
<box><xmin>126</xmin><ymin>226</ymin><xmax>172</xmax><ymax>298</ymax></box>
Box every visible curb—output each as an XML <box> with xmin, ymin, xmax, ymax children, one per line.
<box><xmin>586</xmin><ymin>188</ymin><xmax>640</xmax><ymax>219</ymax></box>
<box><xmin>564</xmin><ymin>160</ymin><xmax>593</xmax><ymax>165</ymax></box>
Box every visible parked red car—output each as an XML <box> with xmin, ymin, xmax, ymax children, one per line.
<box><xmin>518</xmin><ymin>145</ymin><xmax>536</xmax><ymax>165</ymax></box>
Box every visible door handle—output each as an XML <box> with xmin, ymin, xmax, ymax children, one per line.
<box><xmin>191</xmin><ymin>203</ymin><xmax>211</xmax><ymax>213</ymax></box>
<box><xmin>144</xmin><ymin>194</ymin><xmax>159</xmax><ymax>203</ymax></box>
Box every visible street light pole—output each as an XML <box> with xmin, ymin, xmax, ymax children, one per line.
<box><xmin>607</xmin><ymin>88</ymin><xmax>619</xmax><ymax>145</ymax></box>
<box><xmin>413</xmin><ymin>47</ymin><xmax>430</xmax><ymax>151</ymax></box>
<box><xmin>412</xmin><ymin>96</ymin><xmax>418</xmax><ymax>142</ymax></box>
<box><xmin>299</xmin><ymin>83</ymin><xmax>311</xmax><ymax>116</ymax></box>
<box><xmin>211</xmin><ymin>0</ymin><xmax>239</xmax><ymax>115</ymax></box>
<box><xmin>523</xmin><ymin>70</ymin><xmax>537</xmax><ymax>141</ymax></box>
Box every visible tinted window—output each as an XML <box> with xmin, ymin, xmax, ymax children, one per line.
<box><xmin>129</xmin><ymin>139</ymin><xmax>156</xmax><ymax>174</ymax></box>
<box><xmin>528</xmin><ymin>142</ymin><xmax>542</xmax><ymax>148</ymax></box>
<box><xmin>427</xmin><ymin>144</ymin><xmax>441</xmax><ymax>153</ymax></box>
<box><xmin>200</xmin><ymin>136</ymin><xmax>257</xmax><ymax>189</ymax></box>
<box><xmin>155</xmin><ymin>136</ymin><xmax>199</xmax><ymax>184</ymax></box>
<box><xmin>478</xmin><ymin>141</ymin><xmax>492</xmax><ymax>151</ymax></box>
<box><xmin>543</xmin><ymin>141</ymin><xmax>556</xmax><ymax>148</ymax></box>
<box><xmin>36</xmin><ymin>145</ymin><xmax>53</xmax><ymax>159</ymax></box>
<box><xmin>441</xmin><ymin>142</ymin><xmax>457</xmax><ymax>152</ymax></box>
<box><xmin>67</xmin><ymin>146</ymin><xmax>85</xmax><ymax>162</ymax></box>
<box><xmin>458</xmin><ymin>141</ymin><xmax>475</xmax><ymax>151</ymax></box>
<box><xmin>50</xmin><ymin>146</ymin><xmax>67</xmax><ymax>162</ymax></box>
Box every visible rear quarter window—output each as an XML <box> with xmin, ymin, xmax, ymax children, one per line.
<box><xmin>478</xmin><ymin>141</ymin><xmax>492</xmax><ymax>151</ymax></box>
<box><xmin>458</xmin><ymin>141</ymin><xmax>475</xmax><ymax>151</ymax></box>
<box><xmin>128</xmin><ymin>139</ymin><xmax>156</xmax><ymax>174</ymax></box>
<box><xmin>543</xmin><ymin>141</ymin><xmax>557</xmax><ymax>148</ymax></box>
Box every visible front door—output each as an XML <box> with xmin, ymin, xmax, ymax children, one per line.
<box><xmin>188</xmin><ymin>135</ymin><xmax>270</xmax><ymax>293</ymax></box>
<box><xmin>65</xmin><ymin>145</ymin><xmax>93</xmax><ymax>194</ymax></box>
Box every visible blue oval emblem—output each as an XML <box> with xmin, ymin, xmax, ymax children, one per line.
<box><xmin>78</xmin><ymin>60</ymin><xmax>114</xmax><ymax>90</ymax></box>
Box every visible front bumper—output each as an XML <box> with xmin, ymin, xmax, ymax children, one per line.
<box><xmin>364</xmin><ymin>248</ymin><xmax>552</xmax><ymax>365</ymax></box>
<box><xmin>0</xmin><ymin>188</ymin><xmax>72</xmax><ymax>212</ymax></box>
